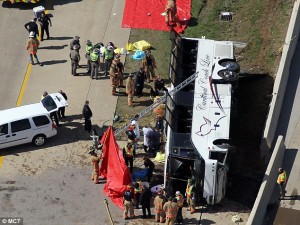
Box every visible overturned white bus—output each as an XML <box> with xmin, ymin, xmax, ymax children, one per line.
<box><xmin>164</xmin><ymin>32</ymin><xmax>239</xmax><ymax>205</ymax></box>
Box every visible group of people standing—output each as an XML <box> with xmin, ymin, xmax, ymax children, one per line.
<box><xmin>123</xmin><ymin>179</ymin><xmax>196</xmax><ymax>225</ymax></box>
<box><xmin>24</xmin><ymin>12</ymin><xmax>52</xmax><ymax>65</ymax></box>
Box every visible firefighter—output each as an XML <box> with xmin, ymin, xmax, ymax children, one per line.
<box><xmin>126</xmin><ymin>73</ymin><xmax>135</xmax><ymax>107</ymax></box>
<box><xmin>90</xmin><ymin>48</ymin><xmax>100</xmax><ymax>79</ymax></box>
<box><xmin>277</xmin><ymin>168</ymin><xmax>287</xmax><ymax>198</ymax></box>
<box><xmin>103</xmin><ymin>44</ymin><xmax>115</xmax><ymax>76</ymax></box>
<box><xmin>113</xmin><ymin>54</ymin><xmax>124</xmax><ymax>87</ymax></box>
<box><xmin>165</xmin><ymin>0</ymin><xmax>177</xmax><ymax>25</ymax></box>
<box><xmin>89</xmin><ymin>150</ymin><xmax>101</xmax><ymax>184</ymax></box>
<box><xmin>175</xmin><ymin>191</ymin><xmax>184</xmax><ymax>224</ymax></box>
<box><xmin>123</xmin><ymin>184</ymin><xmax>135</xmax><ymax>220</ymax></box>
<box><xmin>154</xmin><ymin>191</ymin><xmax>167</xmax><ymax>223</ymax></box>
<box><xmin>134</xmin><ymin>179</ymin><xmax>143</xmax><ymax>209</ymax></box>
<box><xmin>142</xmin><ymin>50</ymin><xmax>156</xmax><ymax>83</ymax></box>
<box><xmin>85</xmin><ymin>40</ymin><xmax>93</xmax><ymax>74</ymax></box>
<box><xmin>122</xmin><ymin>142</ymin><xmax>136</xmax><ymax>173</ymax></box>
<box><xmin>163</xmin><ymin>197</ymin><xmax>178</xmax><ymax>225</ymax></box>
<box><xmin>185</xmin><ymin>179</ymin><xmax>196</xmax><ymax>214</ymax></box>
<box><xmin>109</xmin><ymin>61</ymin><xmax>119</xmax><ymax>96</ymax></box>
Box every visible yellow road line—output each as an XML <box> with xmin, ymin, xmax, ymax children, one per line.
<box><xmin>0</xmin><ymin>156</ymin><xmax>3</xmax><ymax>169</ymax></box>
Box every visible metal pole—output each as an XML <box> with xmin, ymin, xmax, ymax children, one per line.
<box><xmin>104</xmin><ymin>199</ymin><xmax>115</xmax><ymax>225</ymax></box>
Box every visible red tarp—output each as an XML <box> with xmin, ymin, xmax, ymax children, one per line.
<box><xmin>99</xmin><ymin>126</ymin><xmax>132</xmax><ymax>209</ymax></box>
<box><xmin>122</xmin><ymin>0</ymin><xmax>191</xmax><ymax>33</ymax></box>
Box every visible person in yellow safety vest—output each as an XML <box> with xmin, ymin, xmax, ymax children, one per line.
<box><xmin>165</xmin><ymin>0</ymin><xmax>177</xmax><ymax>26</ymax></box>
<box><xmin>103</xmin><ymin>44</ymin><xmax>115</xmax><ymax>76</ymax></box>
<box><xmin>109</xmin><ymin>62</ymin><xmax>120</xmax><ymax>96</ymax></box>
<box><xmin>123</xmin><ymin>184</ymin><xmax>135</xmax><ymax>220</ymax></box>
<box><xmin>122</xmin><ymin>142</ymin><xmax>136</xmax><ymax>173</ymax></box>
<box><xmin>89</xmin><ymin>150</ymin><xmax>101</xmax><ymax>184</ymax></box>
<box><xmin>90</xmin><ymin>48</ymin><xmax>100</xmax><ymax>80</ymax></box>
<box><xmin>85</xmin><ymin>40</ymin><xmax>93</xmax><ymax>74</ymax></box>
<box><xmin>185</xmin><ymin>179</ymin><xmax>196</xmax><ymax>214</ymax></box>
<box><xmin>126</xmin><ymin>73</ymin><xmax>136</xmax><ymax>107</ymax></box>
<box><xmin>154</xmin><ymin>191</ymin><xmax>167</xmax><ymax>223</ymax></box>
<box><xmin>175</xmin><ymin>191</ymin><xmax>184</xmax><ymax>223</ymax></box>
<box><xmin>163</xmin><ymin>197</ymin><xmax>178</xmax><ymax>225</ymax></box>
<box><xmin>134</xmin><ymin>180</ymin><xmax>143</xmax><ymax>209</ymax></box>
<box><xmin>277</xmin><ymin>168</ymin><xmax>287</xmax><ymax>198</ymax></box>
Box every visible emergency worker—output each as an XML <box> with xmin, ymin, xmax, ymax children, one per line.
<box><xmin>123</xmin><ymin>184</ymin><xmax>135</xmax><ymax>220</ymax></box>
<box><xmin>175</xmin><ymin>191</ymin><xmax>184</xmax><ymax>224</ymax></box>
<box><xmin>140</xmin><ymin>184</ymin><xmax>152</xmax><ymax>219</ymax></box>
<box><xmin>165</xmin><ymin>0</ymin><xmax>177</xmax><ymax>25</ymax></box>
<box><xmin>163</xmin><ymin>197</ymin><xmax>178</xmax><ymax>225</ymax></box>
<box><xmin>26</xmin><ymin>31</ymin><xmax>40</xmax><ymax>65</ymax></box>
<box><xmin>142</xmin><ymin>50</ymin><xmax>156</xmax><ymax>83</ymax></box>
<box><xmin>134</xmin><ymin>179</ymin><xmax>143</xmax><ymax>209</ymax></box>
<box><xmin>122</xmin><ymin>142</ymin><xmax>136</xmax><ymax>173</ymax></box>
<box><xmin>154</xmin><ymin>191</ymin><xmax>167</xmax><ymax>223</ymax></box>
<box><xmin>109</xmin><ymin>61</ymin><xmax>119</xmax><ymax>96</ymax></box>
<box><xmin>277</xmin><ymin>168</ymin><xmax>287</xmax><ymax>198</ymax></box>
<box><xmin>185</xmin><ymin>179</ymin><xmax>196</xmax><ymax>214</ymax></box>
<box><xmin>103</xmin><ymin>44</ymin><xmax>115</xmax><ymax>76</ymax></box>
<box><xmin>85</xmin><ymin>40</ymin><xmax>93</xmax><ymax>74</ymax></box>
<box><xmin>69</xmin><ymin>44</ymin><xmax>80</xmax><ymax>76</ymax></box>
<box><xmin>24</xmin><ymin>18</ymin><xmax>39</xmax><ymax>37</ymax></box>
<box><xmin>89</xmin><ymin>150</ymin><xmax>101</xmax><ymax>184</ymax></box>
<box><xmin>126</xmin><ymin>73</ymin><xmax>135</xmax><ymax>107</ymax></box>
<box><xmin>134</xmin><ymin>67</ymin><xmax>146</xmax><ymax>97</ymax></box>
<box><xmin>113</xmin><ymin>55</ymin><xmax>124</xmax><ymax>87</ymax></box>
<box><xmin>90</xmin><ymin>48</ymin><xmax>100</xmax><ymax>79</ymax></box>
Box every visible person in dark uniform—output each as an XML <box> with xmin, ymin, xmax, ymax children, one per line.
<box><xmin>82</xmin><ymin>100</ymin><xmax>93</xmax><ymax>133</ymax></box>
<box><xmin>24</xmin><ymin>18</ymin><xmax>39</xmax><ymax>37</ymax></box>
<box><xmin>58</xmin><ymin>90</ymin><xmax>68</xmax><ymax>118</ymax></box>
<box><xmin>70</xmin><ymin>44</ymin><xmax>80</xmax><ymax>76</ymax></box>
<box><xmin>134</xmin><ymin>67</ymin><xmax>146</xmax><ymax>97</ymax></box>
<box><xmin>143</xmin><ymin>156</ymin><xmax>155</xmax><ymax>183</ymax></box>
<box><xmin>38</xmin><ymin>12</ymin><xmax>52</xmax><ymax>41</ymax></box>
<box><xmin>140</xmin><ymin>185</ymin><xmax>152</xmax><ymax>219</ymax></box>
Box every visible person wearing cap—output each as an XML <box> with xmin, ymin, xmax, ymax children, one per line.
<box><xmin>163</xmin><ymin>196</ymin><xmax>178</xmax><ymax>225</ymax></box>
<box><xmin>70</xmin><ymin>36</ymin><xmax>81</xmax><ymax>52</ymax></box>
<box><xmin>125</xmin><ymin>125</ymin><xmax>136</xmax><ymax>143</ymax></box>
<box><xmin>175</xmin><ymin>191</ymin><xmax>184</xmax><ymax>224</ymax></box>
<box><xmin>140</xmin><ymin>184</ymin><xmax>152</xmax><ymax>219</ymax></box>
<box><xmin>103</xmin><ymin>44</ymin><xmax>115</xmax><ymax>76</ymax></box>
<box><xmin>126</xmin><ymin>73</ymin><xmax>136</xmax><ymax>107</ymax></box>
<box><xmin>123</xmin><ymin>142</ymin><xmax>136</xmax><ymax>173</ymax></box>
<box><xmin>277</xmin><ymin>168</ymin><xmax>287</xmax><ymax>198</ymax></box>
<box><xmin>109</xmin><ymin>60</ymin><xmax>120</xmax><ymax>95</ymax></box>
<box><xmin>142</xmin><ymin>50</ymin><xmax>157</xmax><ymax>83</ymax></box>
<box><xmin>123</xmin><ymin>184</ymin><xmax>135</xmax><ymax>220</ymax></box>
<box><xmin>38</xmin><ymin>12</ymin><xmax>52</xmax><ymax>41</ymax></box>
<box><xmin>185</xmin><ymin>179</ymin><xmax>195</xmax><ymax>214</ymax></box>
<box><xmin>24</xmin><ymin>18</ymin><xmax>39</xmax><ymax>37</ymax></box>
<box><xmin>69</xmin><ymin>44</ymin><xmax>80</xmax><ymax>76</ymax></box>
<box><xmin>89</xmin><ymin>150</ymin><xmax>101</xmax><ymax>184</ymax></box>
<box><xmin>57</xmin><ymin>90</ymin><xmax>68</xmax><ymax>118</ymax></box>
<box><xmin>90</xmin><ymin>48</ymin><xmax>101</xmax><ymax>79</ymax></box>
<box><xmin>26</xmin><ymin>31</ymin><xmax>40</xmax><ymax>65</ymax></box>
<box><xmin>85</xmin><ymin>40</ymin><xmax>93</xmax><ymax>74</ymax></box>
<box><xmin>154</xmin><ymin>190</ymin><xmax>167</xmax><ymax>223</ymax></box>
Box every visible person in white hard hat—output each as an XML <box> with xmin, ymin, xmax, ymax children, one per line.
<box><xmin>26</xmin><ymin>31</ymin><xmax>40</xmax><ymax>65</ymax></box>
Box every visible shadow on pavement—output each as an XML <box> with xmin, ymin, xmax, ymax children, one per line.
<box><xmin>50</xmin><ymin>36</ymin><xmax>73</xmax><ymax>41</ymax></box>
<box><xmin>39</xmin><ymin>44</ymin><xmax>68</xmax><ymax>50</ymax></box>
<box><xmin>41</xmin><ymin>59</ymin><xmax>67</xmax><ymax>65</ymax></box>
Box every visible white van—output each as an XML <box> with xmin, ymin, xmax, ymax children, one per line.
<box><xmin>0</xmin><ymin>93</ymin><xmax>68</xmax><ymax>149</ymax></box>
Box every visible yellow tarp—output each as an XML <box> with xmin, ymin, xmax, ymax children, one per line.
<box><xmin>154</xmin><ymin>152</ymin><xmax>165</xmax><ymax>163</ymax></box>
<box><xmin>133</xmin><ymin>40</ymin><xmax>151</xmax><ymax>51</ymax></box>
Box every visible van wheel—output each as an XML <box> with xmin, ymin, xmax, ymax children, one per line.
<box><xmin>33</xmin><ymin>135</ymin><xmax>46</xmax><ymax>147</ymax></box>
